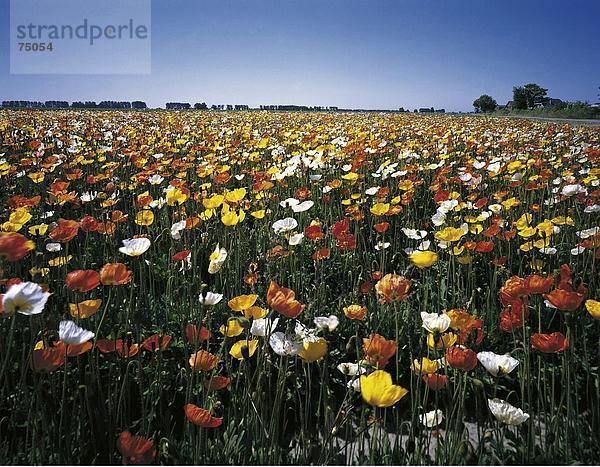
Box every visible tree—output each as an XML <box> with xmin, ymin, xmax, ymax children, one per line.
<box><xmin>513</xmin><ymin>83</ymin><xmax>548</xmax><ymax>109</ymax></box>
<box><xmin>523</xmin><ymin>83</ymin><xmax>548</xmax><ymax>108</ymax></box>
<box><xmin>473</xmin><ymin>94</ymin><xmax>497</xmax><ymax>113</ymax></box>
<box><xmin>512</xmin><ymin>86</ymin><xmax>528</xmax><ymax>110</ymax></box>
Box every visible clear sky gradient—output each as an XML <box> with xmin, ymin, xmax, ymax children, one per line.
<box><xmin>1</xmin><ymin>0</ymin><xmax>599</xmax><ymax>111</ymax></box>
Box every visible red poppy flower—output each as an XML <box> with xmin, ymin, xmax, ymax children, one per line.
<box><xmin>185</xmin><ymin>324</ymin><xmax>211</xmax><ymax>345</ymax></box>
<box><xmin>305</xmin><ymin>225</ymin><xmax>325</xmax><ymax>241</ymax></box>
<box><xmin>445</xmin><ymin>346</ymin><xmax>477</xmax><ymax>371</ymax></box>
<box><xmin>117</xmin><ymin>431</ymin><xmax>156</xmax><ymax>465</ymax></box>
<box><xmin>331</xmin><ymin>218</ymin><xmax>350</xmax><ymax>239</ymax></box>
<box><xmin>184</xmin><ymin>404</ymin><xmax>223</xmax><ymax>428</ymax></box>
<box><xmin>171</xmin><ymin>250</ymin><xmax>191</xmax><ymax>262</ymax></box>
<box><xmin>142</xmin><ymin>334</ymin><xmax>172</xmax><ymax>352</ymax></box>
<box><xmin>530</xmin><ymin>332</ymin><xmax>569</xmax><ymax>353</ymax></box>
<box><xmin>203</xmin><ymin>375</ymin><xmax>232</xmax><ymax>391</ymax></box>
<box><xmin>335</xmin><ymin>232</ymin><xmax>357</xmax><ymax>250</ymax></box>
<box><xmin>374</xmin><ymin>222</ymin><xmax>390</xmax><ymax>233</ymax></box>
<box><xmin>66</xmin><ymin>270</ymin><xmax>101</xmax><ymax>293</ymax></box>
<box><xmin>0</xmin><ymin>232</ymin><xmax>35</xmax><ymax>262</ymax></box>
<box><xmin>79</xmin><ymin>215</ymin><xmax>99</xmax><ymax>232</ymax></box>
<box><xmin>49</xmin><ymin>218</ymin><xmax>80</xmax><ymax>243</ymax></box>
<box><xmin>422</xmin><ymin>373</ymin><xmax>447</xmax><ymax>390</ymax></box>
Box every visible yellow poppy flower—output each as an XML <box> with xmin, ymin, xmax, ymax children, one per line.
<box><xmin>243</xmin><ymin>306</ymin><xmax>268</xmax><ymax>319</ymax></box>
<box><xmin>229</xmin><ymin>339</ymin><xmax>259</xmax><ymax>360</ymax></box>
<box><xmin>409</xmin><ymin>250</ymin><xmax>438</xmax><ymax>269</ymax></box>
<box><xmin>228</xmin><ymin>294</ymin><xmax>258</xmax><ymax>312</ymax></box>
<box><xmin>69</xmin><ymin>299</ymin><xmax>103</xmax><ymax>319</ymax></box>
<box><xmin>219</xmin><ymin>318</ymin><xmax>244</xmax><ymax>337</ymax></box>
<box><xmin>586</xmin><ymin>300</ymin><xmax>600</xmax><ymax>320</ymax></box>
<box><xmin>411</xmin><ymin>357</ymin><xmax>440</xmax><ymax>375</ymax></box>
<box><xmin>427</xmin><ymin>332</ymin><xmax>457</xmax><ymax>350</ymax></box>
<box><xmin>370</xmin><ymin>203</ymin><xmax>390</xmax><ymax>216</ymax></box>
<box><xmin>135</xmin><ymin>210</ymin><xmax>154</xmax><ymax>226</ymax></box>
<box><xmin>360</xmin><ymin>370</ymin><xmax>408</xmax><ymax>408</ymax></box>
<box><xmin>434</xmin><ymin>227</ymin><xmax>466</xmax><ymax>242</ymax></box>
<box><xmin>299</xmin><ymin>338</ymin><xmax>327</xmax><ymax>363</ymax></box>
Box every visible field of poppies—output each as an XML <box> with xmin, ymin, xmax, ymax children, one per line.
<box><xmin>0</xmin><ymin>110</ymin><xmax>599</xmax><ymax>465</ymax></box>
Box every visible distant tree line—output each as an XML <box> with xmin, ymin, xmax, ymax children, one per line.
<box><xmin>2</xmin><ymin>100</ymin><xmax>147</xmax><ymax>109</ymax></box>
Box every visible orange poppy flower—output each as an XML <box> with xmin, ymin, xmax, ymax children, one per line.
<box><xmin>375</xmin><ymin>274</ymin><xmax>411</xmax><ymax>303</ymax></box>
<box><xmin>100</xmin><ymin>263</ymin><xmax>133</xmax><ymax>286</ymax></box>
<box><xmin>53</xmin><ymin>341</ymin><xmax>93</xmax><ymax>357</ymax></box>
<box><xmin>312</xmin><ymin>248</ymin><xmax>331</xmax><ymax>261</ymax></box>
<box><xmin>530</xmin><ymin>332</ymin><xmax>568</xmax><ymax>353</ymax></box>
<box><xmin>96</xmin><ymin>339</ymin><xmax>139</xmax><ymax>358</ymax></box>
<box><xmin>499</xmin><ymin>276</ymin><xmax>528</xmax><ymax>306</ymax></box>
<box><xmin>0</xmin><ymin>232</ymin><xmax>35</xmax><ymax>262</ymax></box>
<box><xmin>445</xmin><ymin>346</ymin><xmax>477</xmax><ymax>371</ymax></box>
<box><xmin>343</xmin><ymin>304</ymin><xmax>368</xmax><ymax>320</ymax></box>
<box><xmin>65</xmin><ymin>270</ymin><xmax>101</xmax><ymax>293</ymax></box>
<box><xmin>544</xmin><ymin>288</ymin><xmax>585</xmax><ymax>312</ymax></box>
<box><xmin>32</xmin><ymin>346</ymin><xmax>65</xmax><ymax>372</ymax></box>
<box><xmin>117</xmin><ymin>431</ymin><xmax>156</xmax><ymax>465</ymax></box>
<box><xmin>203</xmin><ymin>375</ymin><xmax>232</xmax><ymax>391</ymax></box>
<box><xmin>266</xmin><ymin>280</ymin><xmax>305</xmax><ymax>318</ymax></box>
<box><xmin>362</xmin><ymin>333</ymin><xmax>397</xmax><ymax>368</ymax></box>
<box><xmin>524</xmin><ymin>275</ymin><xmax>555</xmax><ymax>295</ymax></box>
<box><xmin>48</xmin><ymin>218</ymin><xmax>80</xmax><ymax>243</ymax></box>
<box><xmin>189</xmin><ymin>350</ymin><xmax>219</xmax><ymax>371</ymax></box>
<box><xmin>184</xmin><ymin>404</ymin><xmax>223</xmax><ymax>428</ymax></box>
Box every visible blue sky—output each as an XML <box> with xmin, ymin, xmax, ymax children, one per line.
<box><xmin>1</xmin><ymin>0</ymin><xmax>599</xmax><ymax>111</ymax></box>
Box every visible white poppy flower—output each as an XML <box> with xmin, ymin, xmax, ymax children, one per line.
<box><xmin>288</xmin><ymin>233</ymin><xmax>304</xmax><ymax>246</ymax></box>
<box><xmin>420</xmin><ymin>312</ymin><xmax>451</xmax><ymax>333</ymax></box>
<box><xmin>148</xmin><ymin>174</ymin><xmax>164</xmax><ymax>185</ymax></box>
<box><xmin>119</xmin><ymin>238</ymin><xmax>151</xmax><ymax>257</ymax></box>
<box><xmin>251</xmin><ymin>317</ymin><xmax>279</xmax><ymax>337</ymax></box>
<box><xmin>337</xmin><ymin>362</ymin><xmax>366</xmax><ymax>376</ymax></box>
<box><xmin>488</xmin><ymin>398</ymin><xmax>529</xmax><ymax>426</ymax></box>
<box><xmin>477</xmin><ymin>351</ymin><xmax>519</xmax><ymax>377</ymax></box>
<box><xmin>2</xmin><ymin>282</ymin><xmax>50</xmax><ymax>316</ymax></box>
<box><xmin>208</xmin><ymin>244</ymin><xmax>228</xmax><ymax>274</ymax></box>
<box><xmin>561</xmin><ymin>184</ymin><xmax>586</xmax><ymax>197</ymax></box>
<box><xmin>365</xmin><ymin>186</ymin><xmax>380</xmax><ymax>196</ymax></box>
<box><xmin>170</xmin><ymin>220</ymin><xmax>186</xmax><ymax>240</ymax></box>
<box><xmin>375</xmin><ymin>241</ymin><xmax>391</xmax><ymax>251</ymax></box>
<box><xmin>272</xmin><ymin>217</ymin><xmax>298</xmax><ymax>234</ymax></box>
<box><xmin>280</xmin><ymin>198</ymin><xmax>300</xmax><ymax>209</ymax></box>
<box><xmin>199</xmin><ymin>291</ymin><xmax>223</xmax><ymax>306</ymax></box>
<box><xmin>295</xmin><ymin>323</ymin><xmax>320</xmax><ymax>343</ymax></box>
<box><xmin>421</xmin><ymin>409</ymin><xmax>444</xmax><ymax>428</ymax></box>
<box><xmin>402</xmin><ymin>228</ymin><xmax>428</xmax><ymax>240</ymax></box>
<box><xmin>314</xmin><ymin>315</ymin><xmax>339</xmax><ymax>332</ymax></box>
<box><xmin>309</xmin><ymin>174</ymin><xmax>322</xmax><ymax>181</ymax></box>
<box><xmin>571</xmin><ymin>246</ymin><xmax>586</xmax><ymax>255</ymax></box>
<box><xmin>291</xmin><ymin>201</ymin><xmax>314</xmax><ymax>213</ymax></box>
<box><xmin>46</xmin><ymin>243</ymin><xmax>62</xmax><ymax>252</ymax></box>
<box><xmin>576</xmin><ymin>227</ymin><xmax>599</xmax><ymax>239</ymax></box>
<box><xmin>347</xmin><ymin>378</ymin><xmax>361</xmax><ymax>392</ymax></box>
<box><xmin>59</xmin><ymin>320</ymin><xmax>94</xmax><ymax>345</ymax></box>
<box><xmin>584</xmin><ymin>205</ymin><xmax>600</xmax><ymax>213</ymax></box>
<box><xmin>269</xmin><ymin>332</ymin><xmax>303</xmax><ymax>356</ymax></box>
